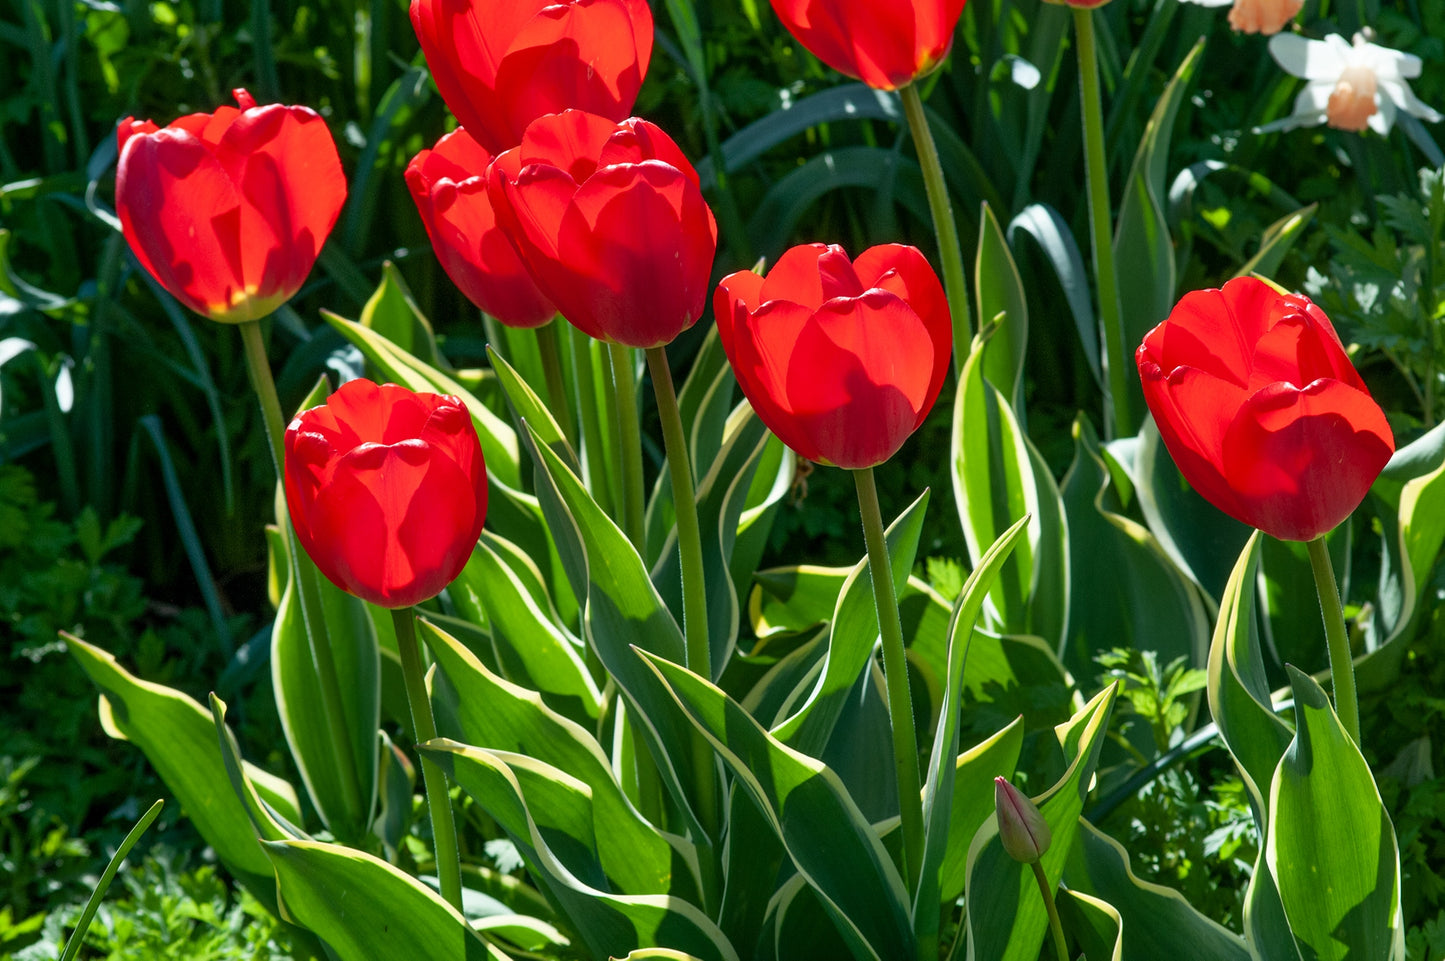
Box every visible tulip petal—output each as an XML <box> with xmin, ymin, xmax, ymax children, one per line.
<box><xmin>1221</xmin><ymin>379</ymin><xmax>1394</xmax><ymax>541</ymax></box>
<box><xmin>721</xmin><ymin>298</ymin><xmax>827</xmax><ymax>462</ymax></box>
<box><xmin>1151</xmin><ymin>279</ymin><xmax>1282</xmax><ymax>386</ymax></box>
<box><xmin>785</xmin><ymin>290</ymin><xmax>935</xmax><ymax>468</ymax></box>
<box><xmin>1247</xmin><ymin>307</ymin><xmax>1365</xmax><ymax>393</ymax></box>
<box><xmin>758</xmin><ymin>243</ymin><xmax>842</xmax><ymax>310</ymax></box>
<box><xmin>855</xmin><ymin>243</ymin><xmax>951</xmax><ymax>414</ymax></box>
<box><xmin>1138</xmin><ymin>357</ymin><xmax>1251</xmax><ymax>523</ymax></box>
<box><xmin>519</xmin><ymin>110</ymin><xmax>618</xmax><ymax>182</ymax></box>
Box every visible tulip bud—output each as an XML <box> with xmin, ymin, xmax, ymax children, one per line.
<box><xmin>995</xmin><ymin>777</ymin><xmax>1051</xmax><ymax>864</ymax></box>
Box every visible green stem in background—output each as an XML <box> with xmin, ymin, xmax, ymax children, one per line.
<box><xmin>608</xmin><ymin>341</ymin><xmax>646</xmax><ymax>553</ymax></box>
<box><xmin>645</xmin><ymin>346</ymin><xmax>720</xmax><ymax>846</ymax></box>
<box><xmin>853</xmin><ymin>467</ymin><xmax>924</xmax><ymax>893</ymax></box>
<box><xmin>392</xmin><ymin>607</ymin><xmax>462</xmax><ymax>911</ymax></box>
<box><xmin>536</xmin><ymin>319</ymin><xmax>576</xmax><ymax>446</ymax></box>
<box><xmin>1074</xmin><ymin>7</ymin><xmax>1131</xmax><ymax>441</ymax></box>
<box><xmin>570</xmin><ymin>329</ymin><xmax>614</xmax><ymax>514</ymax></box>
<box><xmin>900</xmin><ymin>82</ymin><xmax>974</xmax><ymax>373</ymax></box>
<box><xmin>239</xmin><ymin>319</ymin><xmax>367</xmax><ymax>835</ymax></box>
<box><xmin>1031</xmin><ymin>861</ymin><xmax>1070</xmax><ymax>961</ymax></box>
<box><xmin>1307</xmin><ymin>535</ymin><xmax>1360</xmax><ymax>745</ymax></box>
<box><xmin>644</xmin><ymin>346</ymin><xmax>709</xmax><ymax>677</ymax></box>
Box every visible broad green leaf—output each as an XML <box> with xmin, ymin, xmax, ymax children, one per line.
<box><xmin>975</xmin><ymin>202</ymin><xmax>1029</xmax><ymax>415</ymax></box>
<box><xmin>358</xmin><ymin>261</ymin><xmax>441</xmax><ymax>367</ymax></box>
<box><xmin>1267</xmin><ymin>668</ymin><xmax>1404</xmax><ymax>961</ymax></box>
<box><xmin>324</xmin><ymin>311</ymin><xmax>520</xmax><ymax>488</ymax></box>
<box><xmin>66</xmin><ymin>635</ymin><xmax>287</xmax><ymax>911</ymax></box>
<box><xmin>1257</xmin><ymin>528</ymin><xmax>1349</xmax><ymax>675</ymax></box>
<box><xmin>1060</xmin><ymin>416</ymin><xmax>1210</xmax><ymax>680</ymax></box>
<box><xmin>770</xmin><ymin>491</ymin><xmax>929</xmax><ymax>755</ymax></box>
<box><xmin>762</xmin><ymin>875</ymin><xmax>855</xmax><ymax>961</ymax></box>
<box><xmin>916</xmin><ymin>516</ymin><xmax>1031</xmax><ymax>943</ymax></box>
<box><xmin>269</xmin><ymin>519</ymin><xmax>380</xmax><ymax>842</ymax></box>
<box><xmin>1206</xmin><ymin>532</ymin><xmax>1293</xmax><ymax>819</ymax></box>
<box><xmin>460</xmin><ymin>536</ymin><xmax>601</xmax><ymax>719</ymax></box>
<box><xmin>749</xmin><ymin>566</ymin><xmax>849</xmax><ymax>640</ymax></box>
<box><xmin>1062</xmin><ymin>819</ymin><xmax>1249</xmax><ymax>960</ymax></box>
<box><xmin>731</xmin><ymin>432</ymin><xmax>793</xmax><ymax>602</ymax></box>
<box><xmin>641</xmin><ymin>653</ymin><xmax>915</xmax><ymax>961</ymax></box>
<box><xmin>1235</xmin><ymin>205</ymin><xmax>1317</xmax><ymax>279</ymax></box>
<box><xmin>963</xmin><ymin>684</ymin><xmax>1117</xmax><ymax>961</ymax></box>
<box><xmin>1387</xmin><ymin>421</ymin><xmax>1445</xmax><ymax>642</ymax></box>
<box><xmin>427</xmin><ymin>742</ymin><xmax>738</xmax><ymax>961</ymax></box>
<box><xmin>524</xmin><ymin>425</ymin><xmax>709</xmax><ymax>839</ymax></box>
<box><xmin>262</xmin><ymin>839</ymin><xmax>505</xmax><ymax>961</ymax></box>
<box><xmin>651</xmin><ymin>405</ymin><xmax>772</xmax><ymax>677</ymax></box>
<box><xmin>1241</xmin><ymin>847</ymin><xmax>1302</xmax><ymax>961</ymax></box>
<box><xmin>1058</xmin><ymin>891</ymin><xmax>1123</xmax><ymax>961</ymax></box>
<box><xmin>939</xmin><ymin>717</ymin><xmax>1026</xmax><ymax>904</ymax></box>
<box><xmin>209</xmin><ymin>695</ymin><xmax>307</xmax><ymax>844</ymax></box>
<box><xmin>1112</xmin><ymin>41</ymin><xmax>1204</xmax><ymax>435</ymax></box>
<box><xmin>420</xmin><ymin>619</ymin><xmax>673</xmax><ymax>897</ymax></box>
<box><xmin>1007</xmin><ymin>203</ymin><xmax>1100</xmax><ymax>388</ymax></box>
<box><xmin>716</xmin><ymin>783</ymin><xmax>787</xmax><ymax>958</ymax></box>
<box><xmin>486</xmin><ymin>345</ymin><xmax>577</xmax><ymax>474</ymax></box>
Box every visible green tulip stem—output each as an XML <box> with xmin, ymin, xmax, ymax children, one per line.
<box><xmin>570</xmin><ymin>331</ymin><xmax>614</xmax><ymax>514</ymax></box>
<box><xmin>608</xmin><ymin>341</ymin><xmax>647</xmax><ymax>553</ymax></box>
<box><xmin>1031</xmin><ymin>860</ymin><xmax>1070</xmax><ymax>961</ymax></box>
<box><xmin>900</xmin><ymin>82</ymin><xmax>973</xmax><ymax>370</ymax></box>
<box><xmin>392</xmin><ymin>606</ymin><xmax>463</xmax><ymax>911</ymax></box>
<box><xmin>1074</xmin><ymin>7</ymin><xmax>1131</xmax><ymax>440</ymax></box>
<box><xmin>853</xmin><ymin>466</ymin><xmax>924</xmax><ymax>892</ymax></box>
<box><xmin>239</xmin><ymin>319</ymin><xmax>366</xmax><ymax>836</ymax></box>
<box><xmin>537</xmin><ymin>319</ymin><xmax>576</xmax><ymax>446</ymax></box>
<box><xmin>1307</xmin><ymin>535</ymin><xmax>1360</xmax><ymax>745</ymax></box>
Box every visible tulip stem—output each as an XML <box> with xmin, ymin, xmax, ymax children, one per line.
<box><xmin>537</xmin><ymin>320</ymin><xmax>576</xmax><ymax>447</ymax></box>
<box><xmin>571</xmin><ymin>331</ymin><xmax>614</xmax><ymax>514</ymax></box>
<box><xmin>1031</xmin><ymin>861</ymin><xmax>1070</xmax><ymax>961</ymax></box>
<box><xmin>853</xmin><ymin>466</ymin><xmax>924</xmax><ymax>893</ymax></box>
<box><xmin>1074</xmin><ymin>7</ymin><xmax>1131</xmax><ymax>441</ymax></box>
<box><xmin>1307</xmin><ymin>536</ymin><xmax>1360</xmax><ymax>745</ymax></box>
<box><xmin>608</xmin><ymin>341</ymin><xmax>647</xmax><ymax>553</ymax></box>
<box><xmin>392</xmin><ymin>607</ymin><xmax>463</xmax><ymax>911</ymax></box>
<box><xmin>900</xmin><ymin>82</ymin><xmax>973</xmax><ymax>371</ymax></box>
<box><xmin>239</xmin><ymin>319</ymin><xmax>367</xmax><ymax>838</ymax></box>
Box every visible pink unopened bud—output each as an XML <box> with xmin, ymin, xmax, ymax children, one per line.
<box><xmin>995</xmin><ymin>777</ymin><xmax>1051</xmax><ymax>864</ymax></box>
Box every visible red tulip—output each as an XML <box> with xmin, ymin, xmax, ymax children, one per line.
<box><xmin>714</xmin><ymin>243</ymin><xmax>951</xmax><ymax>469</ymax></box>
<box><xmin>284</xmin><ymin>379</ymin><xmax>488</xmax><ymax>609</ymax></box>
<box><xmin>406</xmin><ymin>129</ymin><xmax>555</xmax><ymax>328</ymax></box>
<box><xmin>410</xmin><ymin>0</ymin><xmax>653</xmax><ymax>154</ymax></box>
<box><xmin>116</xmin><ymin>89</ymin><xmax>345</xmax><ymax>324</ymax></box>
<box><xmin>1136</xmin><ymin>276</ymin><xmax>1394</xmax><ymax>542</ymax></box>
<box><xmin>769</xmin><ymin>0</ymin><xmax>967</xmax><ymax>90</ymax></box>
<box><xmin>488</xmin><ymin>110</ymin><xmax>717</xmax><ymax>348</ymax></box>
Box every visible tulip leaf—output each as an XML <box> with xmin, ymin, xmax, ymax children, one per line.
<box><xmin>1382</xmin><ymin>421</ymin><xmax>1445</xmax><ymax>642</ymax></box>
<box><xmin>938</xmin><ymin>717</ymin><xmax>1026</xmax><ymax>905</ymax></box>
<box><xmin>953</xmin><ymin>333</ymin><xmax>1068</xmax><ymax>649</ymax></box>
<box><xmin>1112</xmin><ymin>40</ymin><xmax>1204</xmax><ymax>435</ymax></box>
<box><xmin>1234</xmin><ymin>204</ymin><xmax>1317</xmax><ymax>280</ymax></box>
<box><xmin>359</xmin><ymin>261</ymin><xmax>441</xmax><ymax>367</ymax></box>
<box><xmin>1267</xmin><ymin>667</ymin><xmax>1405</xmax><ymax>961</ymax></box>
<box><xmin>262</xmin><ymin>838</ymin><xmax>506</xmax><ymax>961</ymax></box>
<box><xmin>524</xmin><ymin>423</ymin><xmax>710</xmax><ymax>839</ymax></box>
<box><xmin>681</xmin><ymin>327</ymin><xmax>736</xmax><ymax>476</ymax></box>
<box><xmin>1059</xmin><ymin>415</ymin><xmax>1210</xmax><ymax>681</ymax></box>
<box><xmin>1057</xmin><ymin>891</ymin><xmax>1124</xmax><ymax>961</ymax></box>
<box><xmin>269</xmin><ymin>521</ymin><xmax>380</xmax><ymax>842</ymax></box>
<box><xmin>749</xmin><ymin>565</ymin><xmax>849</xmax><ymax>640</ymax></box>
<box><xmin>769</xmin><ymin>489</ymin><xmax>929</xmax><ymax>755</ymax></box>
<box><xmin>324</xmin><ymin>311</ymin><xmax>520</xmax><ymax>489</ymax></box>
<box><xmin>65</xmin><ymin>634</ymin><xmax>289</xmax><ymax>913</ymax></box>
<box><xmin>419</xmin><ymin>618</ymin><xmax>674</xmax><ymax>897</ymax></box>
<box><xmin>1006</xmin><ymin>203</ymin><xmax>1100</xmax><ymax>389</ymax></box>
<box><xmin>716</xmin><ymin>781</ymin><xmax>787</xmax><ymax>955</ymax></box>
<box><xmin>639</xmin><ymin>651</ymin><xmax>916</xmax><ymax>961</ymax></box>
<box><xmin>208</xmin><ymin>694</ymin><xmax>308</xmax><ymax>844</ymax></box>
<box><xmin>1257</xmin><ymin>528</ymin><xmax>1350</xmax><ymax>676</ymax></box>
<box><xmin>651</xmin><ymin>404</ymin><xmax>770</xmax><ymax>678</ymax></box>
<box><xmin>731</xmin><ymin>430</ymin><xmax>792</xmax><ymax>606</ymax></box>
<box><xmin>1133</xmin><ymin>417</ymin><xmax>1253</xmax><ymax>607</ymax></box>
<box><xmin>1240</xmin><ymin>847</ymin><xmax>1303</xmax><ymax>961</ymax></box>
<box><xmin>975</xmin><ymin>201</ymin><xmax>1029</xmax><ymax>416</ymax></box>
<box><xmin>486</xmin><ymin>344</ymin><xmax>579</xmax><ymax>476</ymax></box>
<box><xmin>1062</xmin><ymin>819</ymin><xmax>1250</xmax><ymax>960</ymax></box>
<box><xmin>1206</xmin><ymin>531</ymin><xmax>1293</xmax><ymax>820</ymax></box>
<box><xmin>425</xmin><ymin>741</ymin><xmax>739</xmax><ymax>961</ymax></box>
<box><xmin>456</xmin><ymin>535</ymin><xmax>601</xmax><ymax>719</ymax></box>
<box><xmin>962</xmin><ymin>684</ymin><xmax>1117</xmax><ymax>961</ymax></box>
<box><xmin>915</xmin><ymin>515</ymin><xmax>1030</xmax><ymax>942</ymax></box>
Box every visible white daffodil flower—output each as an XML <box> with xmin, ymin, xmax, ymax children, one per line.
<box><xmin>1179</xmin><ymin>0</ymin><xmax>1300</xmax><ymax>36</ymax></box>
<box><xmin>1262</xmin><ymin>32</ymin><xmax>1444</xmax><ymax>135</ymax></box>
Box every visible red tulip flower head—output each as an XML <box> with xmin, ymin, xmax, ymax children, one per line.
<box><xmin>715</xmin><ymin>243</ymin><xmax>951</xmax><ymax>469</ymax></box>
<box><xmin>406</xmin><ymin>129</ymin><xmax>556</xmax><ymax>328</ymax></box>
<box><xmin>1136</xmin><ymin>276</ymin><xmax>1394</xmax><ymax>542</ymax></box>
<box><xmin>284</xmin><ymin>380</ymin><xmax>488</xmax><ymax>609</ymax></box>
<box><xmin>488</xmin><ymin>111</ymin><xmax>718</xmax><ymax>349</ymax></box>
<box><xmin>116</xmin><ymin>89</ymin><xmax>346</xmax><ymax>324</ymax></box>
<box><xmin>769</xmin><ymin>0</ymin><xmax>967</xmax><ymax>90</ymax></box>
<box><xmin>410</xmin><ymin>0</ymin><xmax>653</xmax><ymax>154</ymax></box>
